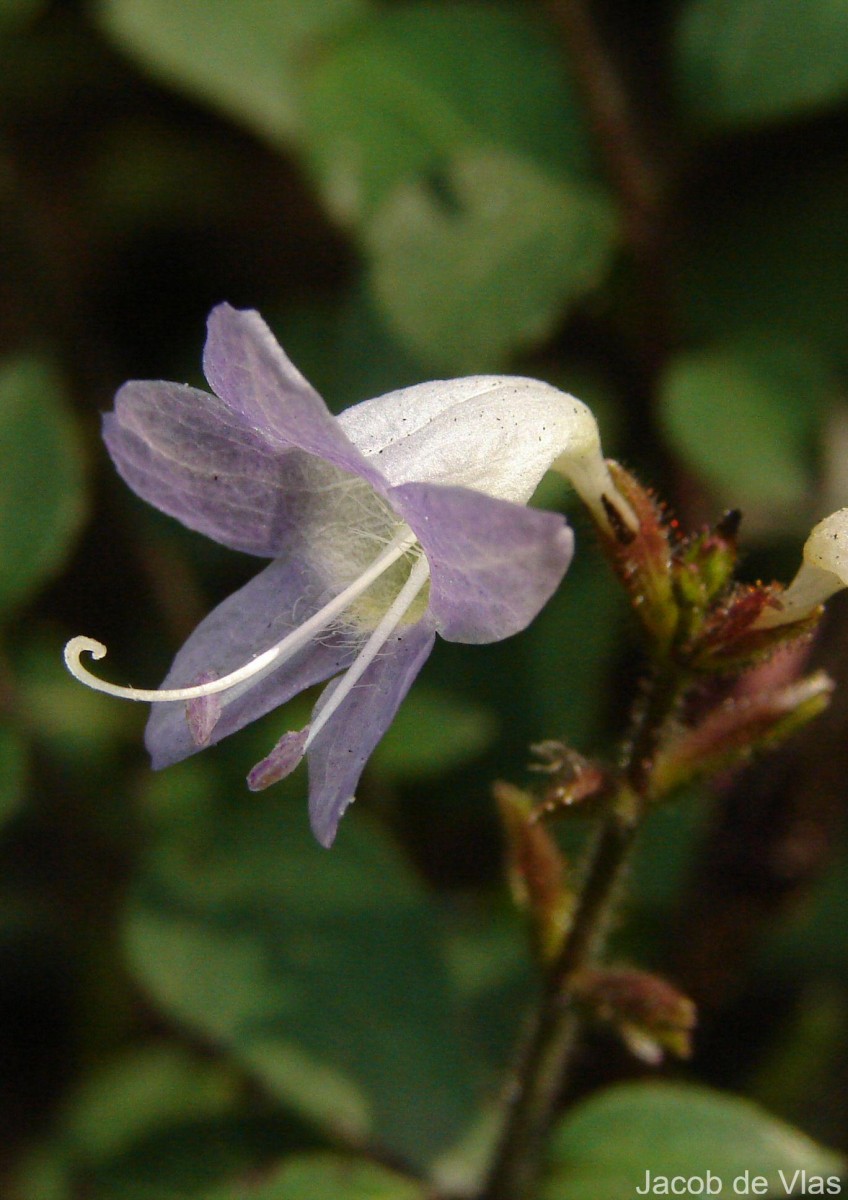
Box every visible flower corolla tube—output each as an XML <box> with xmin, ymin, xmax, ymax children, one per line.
<box><xmin>757</xmin><ymin>508</ymin><xmax>848</xmax><ymax>629</ymax></box>
<box><xmin>65</xmin><ymin>304</ymin><xmax>632</xmax><ymax>846</ymax></box>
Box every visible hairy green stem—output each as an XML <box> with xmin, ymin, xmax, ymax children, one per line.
<box><xmin>478</xmin><ymin>9</ymin><xmax>681</xmax><ymax>1185</ymax></box>
<box><xmin>480</xmin><ymin>665</ymin><xmax>682</xmax><ymax>1200</ymax></box>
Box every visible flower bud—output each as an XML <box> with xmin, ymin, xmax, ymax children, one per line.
<box><xmin>574</xmin><ymin>967</ymin><xmax>697</xmax><ymax>1064</ymax></box>
<box><xmin>651</xmin><ymin>670</ymin><xmax>833</xmax><ymax>800</ymax></box>
<box><xmin>494</xmin><ymin>781</ymin><xmax>571</xmax><ymax>961</ymax></box>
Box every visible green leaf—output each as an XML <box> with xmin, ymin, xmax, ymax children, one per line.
<box><xmin>91</xmin><ymin>1118</ymin><xmax>310</xmax><ymax>1200</ymax></box>
<box><xmin>524</xmin><ymin>543</ymin><xmax>629</xmax><ymax>752</ymax></box>
<box><xmin>203</xmin><ymin>1153</ymin><xmax>425</xmax><ymax>1200</ymax></box>
<box><xmin>659</xmin><ymin>341</ymin><xmax>833</xmax><ymax>521</ymax></box>
<box><xmin>366</xmin><ymin>148</ymin><xmax>617</xmax><ymax>373</ymax></box>
<box><xmin>50</xmin><ymin>1042</ymin><xmax>310</xmax><ymax>1198</ymax></box>
<box><xmin>542</xmin><ymin>1082</ymin><xmax>845</xmax><ymax>1200</ymax></box>
<box><xmin>95</xmin><ymin>0</ymin><xmax>366</xmax><ymax>146</ymax></box>
<box><xmin>302</xmin><ymin>1</ymin><xmax>598</xmax><ymax>225</ymax></box>
<box><xmin>675</xmin><ymin>0</ymin><xmax>848</xmax><ymax>128</ymax></box>
<box><xmin>749</xmin><ymin>983</ymin><xmax>848</xmax><ymax>1126</ymax></box>
<box><xmin>628</xmin><ymin>787</ymin><xmax>711</xmax><ymax>912</ymax></box>
<box><xmin>0</xmin><ymin>357</ymin><xmax>87</xmax><ymax>616</ymax></box>
<box><xmin>762</xmin><ymin>849</ymin><xmax>848</xmax><ymax>976</ymax></box>
<box><xmin>676</xmin><ymin>162</ymin><xmax>848</xmax><ymax>375</ymax></box>
<box><xmin>444</xmin><ymin>906</ymin><xmax>529</xmax><ymax>1034</ymax></box>
<box><xmin>370</xmin><ymin>684</ymin><xmax>497</xmax><ymax>782</ymax></box>
<box><xmin>60</xmin><ymin>1044</ymin><xmax>240</xmax><ymax>1164</ymax></box>
<box><xmin>125</xmin><ymin>797</ymin><xmax>477</xmax><ymax>1170</ymax></box>
<box><xmin>0</xmin><ymin>722</ymin><xmax>26</xmax><ymax>832</ymax></box>
<box><xmin>9</xmin><ymin>1149</ymin><xmax>70</xmax><ymax>1200</ymax></box>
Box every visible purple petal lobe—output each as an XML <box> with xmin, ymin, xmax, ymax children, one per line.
<box><xmin>104</xmin><ymin>381</ymin><xmax>309</xmax><ymax>557</ymax></box>
<box><xmin>185</xmin><ymin>674</ymin><xmax>222</xmax><ymax>746</ymax></box>
<box><xmin>389</xmin><ymin>482</ymin><xmax>574</xmax><ymax>643</ymax></box>
<box><xmin>145</xmin><ymin>554</ymin><xmax>357</xmax><ymax>770</ymax></box>
<box><xmin>307</xmin><ymin>620</ymin><xmax>436</xmax><ymax>848</ymax></box>
<box><xmin>104</xmin><ymin>306</ymin><xmax>394</xmax><ymax>556</ymax></box>
<box><xmin>202</xmin><ymin>304</ymin><xmax>385</xmax><ymax>490</ymax></box>
<box><xmin>104</xmin><ymin>381</ymin><xmax>307</xmax><ymax>554</ymax></box>
<box><xmin>247</xmin><ymin>728</ymin><xmax>309</xmax><ymax>791</ymax></box>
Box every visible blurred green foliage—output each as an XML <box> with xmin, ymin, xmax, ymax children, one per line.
<box><xmin>0</xmin><ymin>722</ymin><xmax>26</xmax><ymax>830</ymax></box>
<box><xmin>96</xmin><ymin>0</ymin><xmax>367</xmax><ymax>145</ymax></box>
<box><xmin>126</xmin><ymin>791</ymin><xmax>480</xmax><ymax>1167</ymax></box>
<box><xmin>659</xmin><ymin>339</ymin><xmax>836</xmax><ymax>525</ymax></box>
<box><xmin>2</xmin><ymin>0</ymin><xmax>848</xmax><ymax>1197</ymax></box>
<box><xmin>675</xmin><ymin>0</ymin><xmax>848</xmax><ymax>128</ymax></box>
<box><xmin>542</xmin><ymin>1082</ymin><xmax>845</xmax><ymax>1200</ymax></box>
<box><xmin>0</xmin><ymin>357</ymin><xmax>87</xmax><ymax>615</ymax></box>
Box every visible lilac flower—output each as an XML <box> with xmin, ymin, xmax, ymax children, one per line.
<box><xmin>65</xmin><ymin>304</ymin><xmax>631</xmax><ymax>846</ymax></box>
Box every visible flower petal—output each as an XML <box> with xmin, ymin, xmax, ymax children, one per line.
<box><xmin>103</xmin><ymin>381</ymin><xmax>315</xmax><ymax>556</ymax></box>
<box><xmin>144</xmin><ymin>554</ymin><xmax>357</xmax><ymax>769</ymax></box>
<box><xmin>306</xmin><ymin>619</ymin><xmax>436</xmax><ymax>847</ymax></box>
<box><xmin>338</xmin><ymin>375</ymin><xmax>600</xmax><ymax>505</ymax></box>
<box><xmin>757</xmin><ymin>507</ymin><xmax>848</xmax><ymax>627</ymax></box>
<box><xmin>390</xmin><ymin>482</ymin><xmax>573</xmax><ymax>643</ymax></box>
<box><xmin>203</xmin><ymin>304</ymin><xmax>384</xmax><ymax>488</ymax></box>
<box><xmin>105</xmin><ymin>306</ymin><xmax>397</xmax><ymax>558</ymax></box>
<box><xmin>803</xmin><ymin>507</ymin><xmax>848</xmax><ymax>584</ymax></box>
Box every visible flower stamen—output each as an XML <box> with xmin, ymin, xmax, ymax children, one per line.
<box><xmin>304</xmin><ymin>553</ymin><xmax>432</xmax><ymax>751</ymax></box>
<box><xmin>63</xmin><ymin>527</ymin><xmax>420</xmax><ymax>703</ymax></box>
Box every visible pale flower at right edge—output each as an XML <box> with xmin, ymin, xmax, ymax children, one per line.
<box><xmin>757</xmin><ymin>509</ymin><xmax>848</xmax><ymax>628</ymax></box>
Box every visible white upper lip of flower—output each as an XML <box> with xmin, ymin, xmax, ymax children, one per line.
<box><xmin>336</xmin><ymin>374</ymin><xmax>616</xmax><ymax>510</ymax></box>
